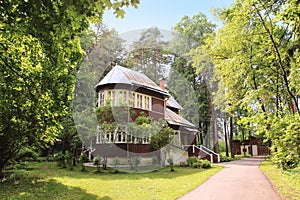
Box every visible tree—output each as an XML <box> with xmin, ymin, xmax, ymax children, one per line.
<box><xmin>73</xmin><ymin>26</ymin><xmax>126</xmax><ymax>150</ymax></box>
<box><xmin>195</xmin><ymin>0</ymin><xmax>299</xmax><ymax>168</ymax></box>
<box><xmin>150</xmin><ymin>121</ymin><xmax>174</xmax><ymax>165</ymax></box>
<box><xmin>168</xmin><ymin>13</ymin><xmax>216</xmax><ymax>147</ymax></box>
<box><xmin>170</xmin><ymin>13</ymin><xmax>216</xmax><ymax>55</ymax></box>
<box><xmin>126</xmin><ymin>27</ymin><xmax>172</xmax><ymax>83</ymax></box>
<box><xmin>0</xmin><ymin>0</ymin><xmax>140</xmax><ymax>176</ymax></box>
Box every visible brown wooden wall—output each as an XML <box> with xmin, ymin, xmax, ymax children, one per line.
<box><xmin>93</xmin><ymin>143</ymin><xmax>157</xmax><ymax>158</ymax></box>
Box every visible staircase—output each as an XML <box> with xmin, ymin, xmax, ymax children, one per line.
<box><xmin>182</xmin><ymin>145</ymin><xmax>220</xmax><ymax>163</ymax></box>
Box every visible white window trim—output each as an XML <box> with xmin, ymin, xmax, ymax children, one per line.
<box><xmin>98</xmin><ymin>89</ymin><xmax>152</xmax><ymax>111</ymax></box>
<box><xmin>132</xmin><ymin>92</ymin><xmax>152</xmax><ymax>111</ymax></box>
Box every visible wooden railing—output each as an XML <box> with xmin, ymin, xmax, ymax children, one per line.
<box><xmin>182</xmin><ymin>145</ymin><xmax>220</xmax><ymax>163</ymax></box>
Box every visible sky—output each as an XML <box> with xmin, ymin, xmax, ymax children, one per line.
<box><xmin>103</xmin><ymin>0</ymin><xmax>235</xmax><ymax>34</ymax></box>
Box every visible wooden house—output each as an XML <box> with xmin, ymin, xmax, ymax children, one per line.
<box><xmin>92</xmin><ymin>65</ymin><xmax>201</xmax><ymax>165</ymax></box>
<box><xmin>233</xmin><ymin>136</ymin><xmax>270</xmax><ymax>156</ymax></box>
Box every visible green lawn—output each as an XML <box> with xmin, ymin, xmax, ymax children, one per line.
<box><xmin>0</xmin><ymin>162</ymin><xmax>223</xmax><ymax>200</ymax></box>
<box><xmin>260</xmin><ymin>159</ymin><xmax>300</xmax><ymax>200</ymax></box>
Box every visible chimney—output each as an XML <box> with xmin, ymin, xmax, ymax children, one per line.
<box><xmin>159</xmin><ymin>78</ymin><xmax>165</xmax><ymax>90</ymax></box>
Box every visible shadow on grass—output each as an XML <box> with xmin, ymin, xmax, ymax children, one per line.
<box><xmin>50</xmin><ymin>163</ymin><xmax>221</xmax><ymax>181</ymax></box>
<box><xmin>0</xmin><ymin>171</ymin><xmax>106</xmax><ymax>200</ymax></box>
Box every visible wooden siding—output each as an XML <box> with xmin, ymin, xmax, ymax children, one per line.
<box><xmin>93</xmin><ymin>143</ymin><xmax>158</xmax><ymax>158</ymax></box>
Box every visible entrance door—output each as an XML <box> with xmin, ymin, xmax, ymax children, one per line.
<box><xmin>252</xmin><ymin>145</ymin><xmax>258</xmax><ymax>156</ymax></box>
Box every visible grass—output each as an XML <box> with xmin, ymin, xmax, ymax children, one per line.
<box><xmin>0</xmin><ymin>162</ymin><xmax>223</xmax><ymax>200</ymax></box>
<box><xmin>260</xmin><ymin>159</ymin><xmax>300</xmax><ymax>200</ymax></box>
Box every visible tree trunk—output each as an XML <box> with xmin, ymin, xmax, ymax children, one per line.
<box><xmin>213</xmin><ymin>112</ymin><xmax>219</xmax><ymax>153</ymax></box>
<box><xmin>198</xmin><ymin>122</ymin><xmax>203</xmax><ymax>145</ymax></box>
<box><xmin>224</xmin><ymin>115</ymin><xmax>229</xmax><ymax>157</ymax></box>
<box><xmin>229</xmin><ymin>116</ymin><xmax>234</xmax><ymax>158</ymax></box>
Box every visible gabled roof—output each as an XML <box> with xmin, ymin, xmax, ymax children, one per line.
<box><xmin>165</xmin><ymin>108</ymin><xmax>199</xmax><ymax>132</ymax></box>
<box><xmin>95</xmin><ymin>65</ymin><xmax>168</xmax><ymax>95</ymax></box>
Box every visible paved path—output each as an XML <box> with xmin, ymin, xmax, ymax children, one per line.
<box><xmin>178</xmin><ymin>157</ymin><xmax>280</xmax><ymax>200</ymax></box>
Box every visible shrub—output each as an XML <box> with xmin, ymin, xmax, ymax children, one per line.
<box><xmin>55</xmin><ymin>152</ymin><xmax>66</xmax><ymax>168</ymax></box>
<box><xmin>79</xmin><ymin>153</ymin><xmax>89</xmax><ymax>163</ymax></box>
<box><xmin>199</xmin><ymin>159</ymin><xmax>211</xmax><ymax>168</ymax></box>
<box><xmin>79</xmin><ymin>153</ymin><xmax>89</xmax><ymax>172</ymax></box>
<box><xmin>192</xmin><ymin>162</ymin><xmax>201</xmax><ymax>168</ymax></box>
<box><xmin>94</xmin><ymin>157</ymin><xmax>101</xmax><ymax>172</ymax></box>
<box><xmin>220</xmin><ymin>154</ymin><xmax>233</xmax><ymax>162</ymax></box>
<box><xmin>16</xmin><ymin>147</ymin><xmax>39</xmax><ymax>162</ymax></box>
<box><xmin>167</xmin><ymin>158</ymin><xmax>174</xmax><ymax>172</ymax></box>
<box><xmin>187</xmin><ymin>157</ymin><xmax>198</xmax><ymax>167</ymax></box>
<box><xmin>112</xmin><ymin>157</ymin><xmax>120</xmax><ymax>167</ymax></box>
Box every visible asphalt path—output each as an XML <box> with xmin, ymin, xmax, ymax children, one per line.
<box><xmin>178</xmin><ymin>157</ymin><xmax>280</xmax><ymax>200</ymax></box>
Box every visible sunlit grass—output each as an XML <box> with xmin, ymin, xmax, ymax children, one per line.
<box><xmin>0</xmin><ymin>162</ymin><xmax>223</xmax><ymax>200</ymax></box>
<box><xmin>260</xmin><ymin>159</ymin><xmax>300</xmax><ymax>200</ymax></box>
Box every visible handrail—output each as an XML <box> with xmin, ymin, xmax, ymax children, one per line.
<box><xmin>194</xmin><ymin>145</ymin><xmax>213</xmax><ymax>163</ymax></box>
<box><xmin>200</xmin><ymin>145</ymin><xmax>220</xmax><ymax>163</ymax></box>
<box><xmin>182</xmin><ymin>145</ymin><xmax>214</xmax><ymax>163</ymax></box>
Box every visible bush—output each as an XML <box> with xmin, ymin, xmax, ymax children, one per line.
<box><xmin>16</xmin><ymin>147</ymin><xmax>39</xmax><ymax>162</ymax></box>
<box><xmin>199</xmin><ymin>159</ymin><xmax>211</xmax><ymax>168</ymax></box>
<box><xmin>220</xmin><ymin>154</ymin><xmax>233</xmax><ymax>162</ymax></box>
<box><xmin>192</xmin><ymin>162</ymin><xmax>201</xmax><ymax>168</ymax></box>
<box><xmin>187</xmin><ymin>157</ymin><xmax>198</xmax><ymax>167</ymax></box>
<box><xmin>79</xmin><ymin>153</ymin><xmax>89</xmax><ymax>172</ymax></box>
<box><xmin>79</xmin><ymin>153</ymin><xmax>89</xmax><ymax>163</ymax></box>
<box><xmin>94</xmin><ymin>157</ymin><xmax>101</xmax><ymax>172</ymax></box>
<box><xmin>55</xmin><ymin>152</ymin><xmax>66</xmax><ymax>168</ymax></box>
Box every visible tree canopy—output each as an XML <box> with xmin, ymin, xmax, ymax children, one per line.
<box><xmin>0</xmin><ymin>0</ymin><xmax>140</xmax><ymax>175</ymax></box>
<box><xmin>191</xmin><ymin>0</ymin><xmax>299</xmax><ymax>169</ymax></box>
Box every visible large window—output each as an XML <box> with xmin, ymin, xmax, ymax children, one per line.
<box><xmin>96</xmin><ymin>125</ymin><xmax>151</xmax><ymax>144</ymax></box>
<box><xmin>99</xmin><ymin>89</ymin><xmax>129</xmax><ymax>107</ymax></box>
<box><xmin>98</xmin><ymin>89</ymin><xmax>152</xmax><ymax>111</ymax></box>
<box><xmin>132</xmin><ymin>92</ymin><xmax>152</xmax><ymax>110</ymax></box>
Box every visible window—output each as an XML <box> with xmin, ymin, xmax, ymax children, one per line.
<box><xmin>111</xmin><ymin>90</ymin><xmax>115</xmax><ymax>105</ymax></box>
<box><xmin>144</xmin><ymin>96</ymin><xmax>150</xmax><ymax>110</ymax></box>
<box><xmin>132</xmin><ymin>92</ymin><xmax>152</xmax><ymax>111</ymax></box>
<box><xmin>99</xmin><ymin>92</ymin><xmax>105</xmax><ymax>106</ymax></box>
<box><xmin>98</xmin><ymin>90</ymin><xmax>151</xmax><ymax>110</ymax></box>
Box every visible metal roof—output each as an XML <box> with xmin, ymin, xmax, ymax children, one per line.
<box><xmin>165</xmin><ymin>108</ymin><xmax>199</xmax><ymax>132</ymax></box>
<box><xmin>166</xmin><ymin>96</ymin><xmax>183</xmax><ymax>110</ymax></box>
<box><xmin>95</xmin><ymin>65</ymin><xmax>168</xmax><ymax>95</ymax></box>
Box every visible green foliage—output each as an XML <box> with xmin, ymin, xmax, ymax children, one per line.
<box><xmin>16</xmin><ymin>147</ymin><xmax>39</xmax><ymax>163</ymax></box>
<box><xmin>192</xmin><ymin>162</ymin><xmax>200</xmax><ymax>168</ymax></box>
<box><xmin>0</xmin><ymin>0</ymin><xmax>140</xmax><ymax>175</ymax></box>
<box><xmin>266</xmin><ymin>114</ymin><xmax>300</xmax><ymax>170</ymax></box>
<box><xmin>94</xmin><ymin>157</ymin><xmax>101</xmax><ymax>172</ymax></box>
<box><xmin>170</xmin><ymin>12</ymin><xmax>216</xmax><ymax>55</ymax></box>
<box><xmin>55</xmin><ymin>153</ymin><xmax>67</xmax><ymax>168</ymax></box>
<box><xmin>187</xmin><ymin>157</ymin><xmax>211</xmax><ymax>168</ymax></box>
<box><xmin>220</xmin><ymin>154</ymin><xmax>233</xmax><ymax>162</ymax></box>
<box><xmin>169</xmin><ymin>13</ymin><xmax>216</xmax><ymax>143</ymax></box>
<box><xmin>126</xmin><ymin>27</ymin><xmax>172</xmax><ymax>83</ymax></box>
<box><xmin>150</xmin><ymin>122</ymin><xmax>173</xmax><ymax>151</ymax></box>
<box><xmin>190</xmin><ymin>0</ymin><xmax>300</xmax><ymax>169</ymax></box>
<box><xmin>187</xmin><ymin>157</ymin><xmax>199</xmax><ymax>167</ymax></box>
<box><xmin>261</xmin><ymin>159</ymin><xmax>300</xmax><ymax>200</ymax></box>
<box><xmin>199</xmin><ymin>160</ymin><xmax>211</xmax><ymax>169</ymax></box>
<box><xmin>79</xmin><ymin>153</ymin><xmax>89</xmax><ymax>172</ymax></box>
